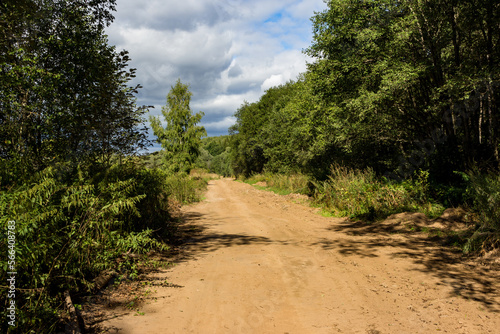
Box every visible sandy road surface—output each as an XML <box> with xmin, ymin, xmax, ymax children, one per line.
<box><xmin>97</xmin><ymin>178</ymin><xmax>499</xmax><ymax>333</ymax></box>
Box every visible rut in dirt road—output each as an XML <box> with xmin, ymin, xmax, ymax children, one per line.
<box><xmin>98</xmin><ymin>178</ymin><xmax>499</xmax><ymax>334</ymax></box>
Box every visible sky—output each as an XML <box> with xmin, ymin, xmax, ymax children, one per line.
<box><xmin>105</xmin><ymin>0</ymin><xmax>327</xmax><ymax>145</ymax></box>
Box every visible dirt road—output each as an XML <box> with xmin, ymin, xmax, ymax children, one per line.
<box><xmin>97</xmin><ymin>178</ymin><xmax>499</xmax><ymax>333</ymax></box>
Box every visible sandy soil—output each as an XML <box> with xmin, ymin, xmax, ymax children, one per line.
<box><xmin>88</xmin><ymin>178</ymin><xmax>499</xmax><ymax>334</ymax></box>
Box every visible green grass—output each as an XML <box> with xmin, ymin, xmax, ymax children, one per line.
<box><xmin>313</xmin><ymin>165</ymin><xmax>444</xmax><ymax>221</ymax></box>
<box><xmin>244</xmin><ymin>172</ymin><xmax>310</xmax><ymax>195</ymax></box>
<box><xmin>253</xmin><ymin>184</ymin><xmax>295</xmax><ymax>196</ymax></box>
<box><xmin>164</xmin><ymin>172</ymin><xmax>208</xmax><ymax>204</ymax></box>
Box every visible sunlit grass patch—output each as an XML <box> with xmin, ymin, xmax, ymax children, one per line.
<box><xmin>313</xmin><ymin>165</ymin><xmax>444</xmax><ymax>221</ymax></box>
<box><xmin>245</xmin><ymin>172</ymin><xmax>310</xmax><ymax>195</ymax></box>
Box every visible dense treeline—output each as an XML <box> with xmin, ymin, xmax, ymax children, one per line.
<box><xmin>141</xmin><ymin>135</ymin><xmax>233</xmax><ymax>177</ymax></box>
<box><xmin>196</xmin><ymin>135</ymin><xmax>233</xmax><ymax>176</ymax></box>
<box><xmin>230</xmin><ymin>1</ymin><xmax>499</xmax><ymax>245</ymax></box>
<box><xmin>0</xmin><ymin>1</ymin><xmax>204</xmax><ymax>333</ymax></box>
<box><xmin>232</xmin><ymin>0</ymin><xmax>500</xmax><ymax>180</ymax></box>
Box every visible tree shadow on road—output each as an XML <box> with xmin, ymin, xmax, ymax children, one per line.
<box><xmin>317</xmin><ymin>218</ymin><xmax>500</xmax><ymax>312</ymax></box>
<box><xmin>170</xmin><ymin>210</ymin><xmax>286</xmax><ymax>265</ymax></box>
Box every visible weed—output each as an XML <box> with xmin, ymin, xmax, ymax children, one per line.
<box><xmin>164</xmin><ymin>172</ymin><xmax>207</xmax><ymax>204</ymax></box>
<box><xmin>313</xmin><ymin>165</ymin><xmax>444</xmax><ymax>221</ymax></box>
<box><xmin>245</xmin><ymin>173</ymin><xmax>310</xmax><ymax>195</ymax></box>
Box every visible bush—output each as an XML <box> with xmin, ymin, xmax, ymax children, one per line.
<box><xmin>462</xmin><ymin>171</ymin><xmax>500</xmax><ymax>253</ymax></box>
<box><xmin>0</xmin><ymin>162</ymin><xmax>173</xmax><ymax>333</ymax></box>
<box><xmin>314</xmin><ymin>165</ymin><xmax>443</xmax><ymax>220</ymax></box>
<box><xmin>164</xmin><ymin>172</ymin><xmax>207</xmax><ymax>204</ymax></box>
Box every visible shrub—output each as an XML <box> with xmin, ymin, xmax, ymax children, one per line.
<box><xmin>314</xmin><ymin>165</ymin><xmax>443</xmax><ymax>220</ymax></box>
<box><xmin>0</xmin><ymin>163</ymin><xmax>173</xmax><ymax>333</ymax></box>
<box><xmin>164</xmin><ymin>172</ymin><xmax>207</xmax><ymax>204</ymax></box>
<box><xmin>463</xmin><ymin>171</ymin><xmax>500</xmax><ymax>253</ymax></box>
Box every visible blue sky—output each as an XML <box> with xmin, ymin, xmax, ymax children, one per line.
<box><xmin>105</xmin><ymin>0</ymin><xmax>327</xmax><ymax>145</ymax></box>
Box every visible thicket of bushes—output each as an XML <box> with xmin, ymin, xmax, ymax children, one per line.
<box><xmin>0</xmin><ymin>160</ymin><xmax>208</xmax><ymax>333</ymax></box>
<box><xmin>313</xmin><ymin>166</ymin><xmax>444</xmax><ymax>220</ymax></box>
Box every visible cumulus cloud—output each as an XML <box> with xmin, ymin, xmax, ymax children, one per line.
<box><xmin>203</xmin><ymin>116</ymin><xmax>238</xmax><ymax>132</ymax></box>
<box><xmin>106</xmin><ymin>0</ymin><xmax>327</xmax><ymax>138</ymax></box>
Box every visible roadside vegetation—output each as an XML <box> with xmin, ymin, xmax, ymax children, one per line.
<box><xmin>231</xmin><ymin>1</ymin><xmax>500</xmax><ymax>255</ymax></box>
<box><xmin>1</xmin><ymin>0</ymin><xmax>499</xmax><ymax>332</ymax></box>
<box><xmin>0</xmin><ymin>2</ymin><xmax>207</xmax><ymax>333</ymax></box>
<box><xmin>312</xmin><ymin>167</ymin><xmax>444</xmax><ymax>221</ymax></box>
<box><xmin>195</xmin><ymin>136</ymin><xmax>233</xmax><ymax>177</ymax></box>
<box><xmin>462</xmin><ymin>172</ymin><xmax>500</xmax><ymax>253</ymax></box>
<box><xmin>243</xmin><ymin>173</ymin><xmax>310</xmax><ymax>196</ymax></box>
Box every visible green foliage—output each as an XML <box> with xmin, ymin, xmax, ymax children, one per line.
<box><xmin>313</xmin><ymin>166</ymin><xmax>443</xmax><ymax>220</ymax></box>
<box><xmin>260</xmin><ymin>77</ymin><xmax>335</xmax><ymax>177</ymax></box>
<box><xmin>230</xmin><ymin>83</ymin><xmax>300</xmax><ymax>177</ymax></box>
<box><xmin>245</xmin><ymin>173</ymin><xmax>310</xmax><ymax>195</ymax></box>
<box><xmin>228</xmin><ymin>1</ymin><xmax>500</xmax><ymax>256</ymax></box>
<box><xmin>196</xmin><ymin>148</ymin><xmax>213</xmax><ymax>170</ymax></box>
<box><xmin>164</xmin><ymin>173</ymin><xmax>207</xmax><ymax>204</ymax></box>
<box><xmin>209</xmin><ymin>148</ymin><xmax>232</xmax><ymax>177</ymax></box>
<box><xmin>98</xmin><ymin>162</ymin><xmax>176</xmax><ymax>238</ymax></box>
<box><xmin>306</xmin><ymin>0</ymin><xmax>500</xmax><ymax>177</ymax></box>
<box><xmin>150</xmin><ymin>79</ymin><xmax>206</xmax><ymax>174</ymax></box>
<box><xmin>462</xmin><ymin>171</ymin><xmax>500</xmax><ymax>253</ymax></box>
<box><xmin>140</xmin><ymin>151</ymin><xmax>164</xmax><ymax>169</ymax></box>
<box><xmin>203</xmin><ymin>136</ymin><xmax>229</xmax><ymax>156</ymax></box>
<box><xmin>0</xmin><ymin>0</ymin><xmax>150</xmax><ymax>182</ymax></box>
<box><xmin>195</xmin><ymin>136</ymin><xmax>233</xmax><ymax>176</ymax></box>
<box><xmin>0</xmin><ymin>2</ymin><xmax>211</xmax><ymax>333</ymax></box>
<box><xmin>231</xmin><ymin>0</ymin><xmax>500</xmax><ymax>184</ymax></box>
<box><xmin>0</xmin><ymin>163</ymin><xmax>173</xmax><ymax>333</ymax></box>
<box><xmin>466</xmin><ymin>172</ymin><xmax>500</xmax><ymax>231</ymax></box>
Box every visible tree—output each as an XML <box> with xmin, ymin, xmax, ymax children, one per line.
<box><xmin>0</xmin><ymin>0</ymin><xmax>149</xmax><ymax>186</ymax></box>
<box><xmin>230</xmin><ymin>82</ymin><xmax>308</xmax><ymax>177</ymax></box>
<box><xmin>305</xmin><ymin>0</ymin><xmax>500</xmax><ymax>179</ymax></box>
<box><xmin>150</xmin><ymin>79</ymin><xmax>206</xmax><ymax>173</ymax></box>
<box><xmin>0</xmin><ymin>1</ymin><xmax>156</xmax><ymax>332</ymax></box>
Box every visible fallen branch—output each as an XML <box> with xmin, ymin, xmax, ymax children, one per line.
<box><xmin>64</xmin><ymin>290</ymin><xmax>82</xmax><ymax>334</ymax></box>
<box><xmin>93</xmin><ymin>270</ymin><xmax>118</xmax><ymax>291</ymax></box>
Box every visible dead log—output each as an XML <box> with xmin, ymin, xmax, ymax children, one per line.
<box><xmin>64</xmin><ymin>290</ymin><xmax>82</xmax><ymax>334</ymax></box>
<box><xmin>93</xmin><ymin>270</ymin><xmax>118</xmax><ymax>291</ymax></box>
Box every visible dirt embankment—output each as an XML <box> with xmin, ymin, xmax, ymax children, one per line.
<box><xmin>85</xmin><ymin>178</ymin><xmax>499</xmax><ymax>334</ymax></box>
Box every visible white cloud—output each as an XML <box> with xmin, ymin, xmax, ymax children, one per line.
<box><xmin>261</xmin><ymin>74</ymin><xmax>285</xmax><ymax>91</ymax></box>
<box><xmin>203</xmin><ymin>116</ymin><xmax>237</xmax><ymax>132</ymax></box>
<box><xmin>106</xmin><ymin>0</ymin><xmax>327</xmax><ymax>138</ymax></box>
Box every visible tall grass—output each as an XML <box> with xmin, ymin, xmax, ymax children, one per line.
<box><xmin>245</xmin><ymin>173</ymin><xmax>310</xmax><ymax>195</ymax></box>
<box><xmin>164</xmin><ymin>172</ymin><xmax>207</xmax><ymax>204</ymax></box>
<box><xmin>314</xmin><ymin>165</ymin><xmax>443</xmax><ymax>220</ymax></box>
